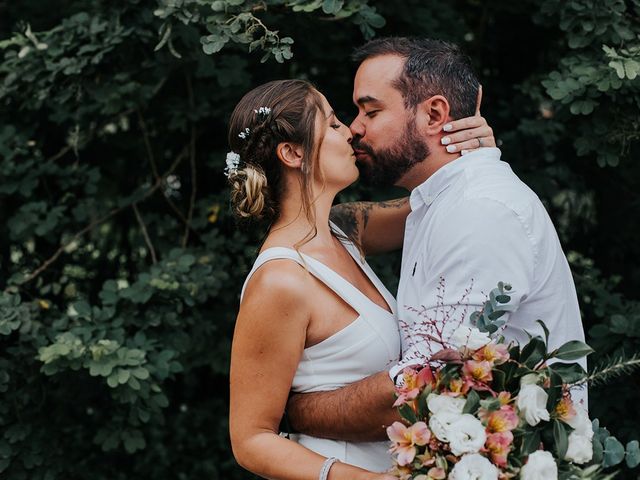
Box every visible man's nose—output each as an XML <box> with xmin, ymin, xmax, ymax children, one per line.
<box><xmin>349</xmin><ymin>117</ymin><xmax>365</xmax><ymax>139</ymax></box>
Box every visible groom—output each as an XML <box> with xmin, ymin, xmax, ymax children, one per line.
<box><xmin>286</xmin><ymin>37</ymin><xmax>587</xmax><ymax>441</ymax></box>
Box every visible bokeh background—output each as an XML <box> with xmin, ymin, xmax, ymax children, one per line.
<box><xmin>0</xmin><ymin>1</ymin><xmax>639</xmax><ymax>478</ymax></box>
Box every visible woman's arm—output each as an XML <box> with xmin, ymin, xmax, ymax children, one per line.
<box><xmin>229</xmin><ymin>261</ymin><xmax>393</xmax><ymax>480</ymax></box>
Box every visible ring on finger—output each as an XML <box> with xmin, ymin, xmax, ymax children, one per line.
<box><xmin>477</xmin><ymin>137</ymin><xmax>484</xmax><ymax>147</ymax></box>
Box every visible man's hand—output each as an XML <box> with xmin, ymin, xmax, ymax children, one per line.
<box><xmin>286</xmin><ymin>371</ymin><xmax>400</xmax><ymax>442</ymax></box>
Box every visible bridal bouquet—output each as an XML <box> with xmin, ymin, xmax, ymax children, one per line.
<box><xmin>388</xmin><ymin>283</ymin><xmax>639</xmax><ymax>480</ymax></box>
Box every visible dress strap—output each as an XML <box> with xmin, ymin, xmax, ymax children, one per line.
<box><xmin>240</xmin><ymin>247</ymin><xmax>373</xmax><ymax>316</ymax></box>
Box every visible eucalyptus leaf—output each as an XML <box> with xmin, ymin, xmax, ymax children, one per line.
<box><xmin>552</xmin><ymin>341</ymin><xmax>594</xmax><ymax>361</ymax></box>
<box><xmin>603</xmin><ymin>436</ymin><xmax>626</xmax><ymax>467</ymax></box>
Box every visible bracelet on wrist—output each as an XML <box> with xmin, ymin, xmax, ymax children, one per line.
<box><xmin>319</xmin><ymin>456</ymin><xmax>339</xmax><ymax>480</ymax></box>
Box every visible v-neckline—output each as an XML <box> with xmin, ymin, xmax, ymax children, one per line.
<box><xmin>273</xmin><ymin>242</ymin><xmax>395</xmax><ymax>317</ymax></box>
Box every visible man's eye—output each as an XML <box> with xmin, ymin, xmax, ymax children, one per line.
<box><xmin>364</xmin><ymin>110</ymin><xmax>379</xmax><ymax>117</ymax></box>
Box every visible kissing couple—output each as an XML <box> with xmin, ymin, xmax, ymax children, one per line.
<box><xmin>227</xmin><ymin>37</ymin><xmax>586</xmax><ymax>480</ymax></box>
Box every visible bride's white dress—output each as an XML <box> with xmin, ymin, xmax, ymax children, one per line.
<box><xmin>240</xmin><ymin>225</ymin><xmax>401</xmax><ymax>472</ymax></box>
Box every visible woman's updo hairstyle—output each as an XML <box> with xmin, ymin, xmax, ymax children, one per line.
<box><xmin>227</xmin><ymin>79</ymin><xmax>325</xmax><ymax>223</ymax></box>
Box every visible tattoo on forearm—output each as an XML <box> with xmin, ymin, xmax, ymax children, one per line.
<box><xmin>330</xmin><ymin>198</ymin><xmax>408</xmax><ymax>243</ymax></box>
<box><xmin>330</xmin><ymin>203</ymin><xmax>368</xmax><ymax>243</ymax></box>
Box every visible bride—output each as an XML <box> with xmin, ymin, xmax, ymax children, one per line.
<box><xmin>228</xmin><ymin>79</ymin><xmax>494</xmax><ymax>479</ymax></box>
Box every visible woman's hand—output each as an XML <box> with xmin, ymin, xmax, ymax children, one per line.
<box><xmin>441</xmin><ymin>85</ymin><xmax>496</xmax><ymax>155</ymax></box>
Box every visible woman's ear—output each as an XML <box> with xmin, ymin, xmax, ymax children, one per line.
<box><xmin>276</xmin><ymin>142</ymin><xmax>304</xmax><ymax>169</ymax></box>
<box><xmin>416</xmin><ymin>95</ymin><xmax>451</xmax><ymax>135</ymax></box>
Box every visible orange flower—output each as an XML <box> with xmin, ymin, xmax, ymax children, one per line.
<box><xmin>555</xmin><ymin>395</ymin><xmax>577</xmax><ymax>422</ymax></box>
<box><xmin>427</xmin><ymin>467</ymin><xmax>446</xmax><ymax>479</ymax></box>
<box><xmin>498</xmin><ymin>391</ymin><xmax>512</xmax><ymax>406</ymax></box>
<box><xmin>485</xmin><ymin>431</ymin><xmax>514</xmax><ymax>467</ymax></box>
<box><xmin>393</xmin><ymin>367</ymin><xmax>435</xmax><ymax>407</ymax></box>
<box><xmin>448</xmin><ymin>377</ymin><xmax>471</xmax><ymax>396</ymax></box>
<box><xmin>415</xmin><ymin>451</ymin><xmax>436</xmax><ymax>467</ymax></box>
<box><xmin>473</xmin><ymin>343</ymin><xmax>510</xmax><ymax>365</ymax></box>
<box><xmin>462</xmin><ymin>360</ymin><xmax>493</xmax><ymax>383</ymax></box>
<box><xmin>387</xmin><ymin>421</ymin><xmax>431</xmax><ymax>466</ymax></box>
<box><xmin>486</xmin><ymin>405</ymin><xmax>519</xmax><ymax>433</ymax></box>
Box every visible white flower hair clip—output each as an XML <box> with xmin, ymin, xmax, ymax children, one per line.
<box><xmin>238</xmin><ymin>127</ymin><xmax>250</xmax><ymax>140</ymax></box>
<box><xmin>254</xmin><ymin>106</ymin><xmax>271</xmax><ymax>116</ymax></box>
<box><xmin>224</xmin><ymin>151</ymin><xmax>241</xmax><ymax>177</ymax></box>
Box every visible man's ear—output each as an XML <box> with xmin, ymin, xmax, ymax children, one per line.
<box><xmin>415</xmin><ymin>95</ymin><xmax>451</xmax><ymax>135</ymax></box>
<box><xmin>276</xmin><ymin>142</ymin><xmax>304</xmax><ymax>169</ymax></box>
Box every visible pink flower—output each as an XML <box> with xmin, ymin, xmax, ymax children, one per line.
<box><xmin>428</xmin><ymin>467</ymin><xmax>446</xmax><ymax>479</ymax></box>
<box><xmin>497</xmin><ymin>391</ymin><xmax>512</xmax><ymax>406</ymax></box>
<box><xmin>473</xmin><ymin>343</ymin><xmax>510</xmax><ymax>365</ymax></box>
<box><xmin>447</xmin><ymin>377</ymin><xmax>471</xmax><ymax>397</ymax></box>
<box><xmin>393</xmin><ymin>367</ymin><xmax>435</xmax><ymax>407</ymax></box>
<box><xmin>462</xmin><ymin>360</ymin><xmax>493</xmax><ymax>383</ymax></box>
<box><xmin>486</xmin><ymin>405</ymin><xmax>519</xmax><ymax>433</ymax></box>
<box><xmin>387</xmin><ymin>421</ymin><xmax>431</xmax><ymax>466</ymax></box>
<box><xmin>555</xmin><ymin>395</ymin><xmax>576</xmax><ymax>423</ymax></box>
<box><xmin>486</xmin><ymin>431</ymin><xmax>514</xmax><ymax>467</ymax></box>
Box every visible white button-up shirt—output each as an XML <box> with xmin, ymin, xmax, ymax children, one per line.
<box><xmin>393</xmin><ymin>147</ymin><xmax>587</xmax><ymax>402</ymax></box>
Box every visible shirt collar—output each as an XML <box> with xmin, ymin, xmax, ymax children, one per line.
<box><xmin>409</xmin><ymin>147</ymin><xmax>502</xmax><ymax>211</ymax></box>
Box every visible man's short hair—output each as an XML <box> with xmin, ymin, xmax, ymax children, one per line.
<box><xmin>352</xmin><ymin>37</ymin><xmax>480</xmax><ymax>118</ymax></box>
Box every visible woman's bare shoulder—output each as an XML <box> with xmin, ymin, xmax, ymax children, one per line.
<box><xmin>242</xmin><ymin>258</ymin><xmax>312</xmax><ymax>309</ymax></box>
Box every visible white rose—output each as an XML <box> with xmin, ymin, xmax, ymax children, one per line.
<box><xmin>429</xmin><ymin>411</ymin><xmax>460</xmax><ymax>442</ymax></box>
<box><xmin>427</xmin><ymin>393</ymin><xmax>466</xmax><ymax>415</ymax></box>
<box><xmin>517</xmin><ymin>384</ymin><xmax>550</xmax><ymax>426</ymax></box>
<box><xmin>565</xmin><ymin>406</ymin><xmax>592</xmax><ymax>436</ymax></box>
<box><xmin>449</xmin><ymin>326</ymin><xmax>491</xmax><ymax>350</ymax></box>
<box><xmin>564</xmin><ymin>406</ymin><xmax>593</xmax><ymax>464</ymax></box>
<box><xmin>520</xmin><ymin>450</ymin><xmax>558</xmax><ymax>480</ymax></box>
<box><xmin>448</xmin><ymin>414</ymin><xmax>487</xmax><ymax>456</ymax></box>
<box><xmin>565</xmin><ymin>432</ymin><xmax>593</xmax><ymax>464</ymax></box>
<box><xmin>449</xmin><ymin>453</ymin><xmax>498</xmax><ymax>480</ymax></box>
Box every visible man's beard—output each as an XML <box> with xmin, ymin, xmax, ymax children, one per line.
<box><xmin>353</xmin><ymin>118</ymin><xmax>430</xmax><ymax>187</ymax></box>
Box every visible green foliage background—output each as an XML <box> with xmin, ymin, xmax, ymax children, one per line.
<box><xmin>0</xmin><ymin>0</ymin><xmax>638</xmax><ymax>478</ymax></box>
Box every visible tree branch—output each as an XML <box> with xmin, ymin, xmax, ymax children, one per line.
<box><xmin>13</xmin><ymin>145</ymin><xmax>189</xmax><ymax>288</ymax></box>
<box><xmin>137</xmin><ymin>108</ymin><xmax>200</xmax><ymax>241</ymax></box>
<box><xmin>182</xmin><ymin>76</ymin><xmax>197</xmax><ymax>248</ymax></box>
<box><xmin>132</xmin><ymin>203</ymin><xmax>158</xmax><ymax>264</ymax></box>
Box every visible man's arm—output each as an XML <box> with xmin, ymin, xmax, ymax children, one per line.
<box><xmin>330</xmin><ymin>198</ymin><xmax>410</xmax><ymax>255</ymax></box>
<box><xmin>286</xmin><ymin>371</ymin><xmax>400</xmax><ymax>442</ymax></box>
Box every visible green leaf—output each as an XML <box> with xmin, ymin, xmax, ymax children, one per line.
<box><xmin>463</xmin><ymin>390</ymin><xmax>480</xmax><ymax>414</ymax></box>
<box><xmin>479</xmin><ymin>397</ymin><xmax>501</xmax><ymax>412</ymax></box>
<box><xmin>521</xmin><ymin>430</ymin><xmax>541</xmax><ymax>456</ymax></box>
<box><xmin>603</xmin><ymin>436</ymin><xmax>626</xmax><ymax>467</ymax></box>
<box><xmin>210</xmin><ymin>1</ymin><xmax>226</xmax><ymax>11</ymax></box>
<box><xmin>626</xmin><ymin>440</ymin><xmax>640</xmax><ymax>468</ymax></box>
<box><xmin>546</xmin><ymin>369</ymin><xmax>563</xmax><ymax>410</ymax></box>
<box><xmin>536</xmin><ymin>320</ymin><xmax>550</xmax><ymax>345</ymax></box>
<box><xmin>552</xmin><ymin>341</ymin><xmax>594</xmax><ymax>361</ymax></box>
<box><xmin>73</xmin><ymin>300</ymin><xmax>92</xmax><ymax>318</ymax></box>
<box><xmin>322</xmin><ymin>0</ymin><xmax>344</xmax><ymax>15</ymax></box>
<box><xmin>624</xmin><ymin>60</ymin><xmax>640</xmax><ymax>80</ymax></box>
<box><xmin>548</xmin><ymin>363</ymin><xmax>586</xmax><ymax>384</ymax></box>
<box><xmin>593</xmin><ymin>435</ymin><xmax>604</xmax><ymax>464</ymax></box>
<box><xmin>398</xmin><ymin>404</ymin><xmax>417</xmax><ymax>424</ymax></box>
<box><xmin>106</xmin><ymin>373</ymin><xmax>119</xmax><ymax>388</ymax></box>
<box><xmin>520</xmin><ymin>336</ymin><xmax>546</xmax><ymax>368</ymax></box>
<box><xmin>553</xmin><ymin>419</ymin><xmax>569</xmax><ymax>459</ymax></box>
